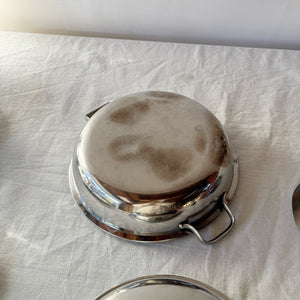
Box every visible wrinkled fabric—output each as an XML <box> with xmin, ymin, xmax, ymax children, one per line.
<box><xmin>0</xmin><ymin>31</ymin><xmax>300</xmax><ymax>300</ymax></box>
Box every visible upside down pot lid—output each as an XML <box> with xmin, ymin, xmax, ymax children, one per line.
<box><xmin>95</xmin><ymin>275</ymin><xmax>229</xmax><ymax>300</ymax></box>
<box><xmin>77</xmin><ymin>91</ymin><xmax>231</xmax><ymax>196</ymax></box>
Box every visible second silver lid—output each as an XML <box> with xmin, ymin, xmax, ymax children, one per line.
<box><xmin>95</xmin><ymin>275</ymin><xmax>229</xmax><ymax>300</ymax></box>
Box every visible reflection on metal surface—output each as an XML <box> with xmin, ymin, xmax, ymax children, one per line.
<box><xmin>292</xmin><ymin>184</ymin><xmax>300</xmax><ymax>230</ymax></box>
<box><xmin>69</xmin><ymin>91</ymin><xmax>239</xmax><ymax>243</ymax></box>
<box><xmin>94</xmin><ymin>275</ymin><xmax>229</xmax><ymax>300</ymax></box>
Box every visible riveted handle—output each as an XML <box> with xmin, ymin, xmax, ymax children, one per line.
<box><xmin>179</xmin><ymin>196</ymin><xmax>235</xmax><ymax>245</ymax></box>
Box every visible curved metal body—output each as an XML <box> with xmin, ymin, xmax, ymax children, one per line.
<box><xmin>292</xmin><ymin>184</ymin><xmax>300</xmax><ymax>230</ymax></box>
<box><xmin>69</xmin><ymin>91</ymin><xmax>238</xmax><ymax>243</ymax></box>
<box><xmin>94</xmin><ymin>275</ymin><xmax>229</xmax><ymax>300</ymax></box>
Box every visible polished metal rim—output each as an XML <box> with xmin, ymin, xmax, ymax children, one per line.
<box><xmin>94</xmin><ymin>275</ymin><xmax>229</xmax><ymax>300</ymax></box>
<box><xmin>69</xmin><ymin>155</ymin><xmax>238</xmax><ymax>243</ymax></box>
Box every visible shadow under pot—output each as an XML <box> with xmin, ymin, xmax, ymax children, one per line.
<box><xmin>69</xmin><ymin>91</ymin><xmax>238</xmax><ymax>244</ymax></box>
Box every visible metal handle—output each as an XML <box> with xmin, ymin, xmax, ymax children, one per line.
<box><xmin>85</xmin><ymin>102</ymin><xmax>109</xmax><ymax>121</ymax></box>
<box><xmin>179</xmin><ymin>197</ymin><xmax>235</xmax><ymax>245</ymax></box>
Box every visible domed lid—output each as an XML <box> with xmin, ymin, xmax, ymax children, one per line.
<box><xmin>77</xmin><ymin>91</ymin><xmax>231</xmax><ymax>198</ymax></box>
<box><xmin>95</xmin><ymin>275</ymin><xmax>229</xmax><ymax>300</ymax></box>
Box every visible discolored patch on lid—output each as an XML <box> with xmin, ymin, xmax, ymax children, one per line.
<box><xmin>109</xmin><ymin>134</ymin><xmax>193</xmax><ymax>182</ymax></box>
<box><xmin>147</xmin><ymin>91</ymin><xmax>183</xmax><ymax>100</ymax></box>
<box><xmin>109</xmin><ymin>135</ymin><xmax>143</xmax><ymax>161</ymax></box>
<box><xmin>194</xmin><ymin>135</ymin><xmax>207</xmax><ymax>153</ymax></box>
<box><xmin>194</xmin><ymin>124</ymin><xmax>207</xmax><ymax>153</ymax></box>
<box><xmin>153</xmin><ymin>98</ymin><xmax>173</xmax><ymax>105</ymax></box>
<box><xmin>140</xmin><ymin>145</ymin><xmax>193</xmax><ymax>182</ymax></box>
<box><xmin>200</xmin><ymin>112</ymin><xmax>231</xmax><ymax>167</ymax></box>
<box><xmin>109</xmin><ymin>100</ymin><xmax>150</xmax><ymax>125</ymax></box>
<box><xmin>210</xmin><ymin>127</ymin><xmax>230</xmax><ymax>167</ymax></box>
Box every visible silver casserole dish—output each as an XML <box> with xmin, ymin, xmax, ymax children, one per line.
<box><xmin>95</xmin><ymin>275</ymin><xmax>229</xmax><ymax>300</ymax></box>
<box><xmin>69</xmin><ymin>91</ymin><xmax>238</xmax><ymax>244</ymax></box>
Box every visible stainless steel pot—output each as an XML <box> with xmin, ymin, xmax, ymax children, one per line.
<box><xmin>69</xmin><ymin>91</ymin><xmax>238</xmax><ymax>244</ymax></box>
<box><xmin>95</xmin><ymin>275</ymin><xmax>229</xmax><ymax>300</ymax></box>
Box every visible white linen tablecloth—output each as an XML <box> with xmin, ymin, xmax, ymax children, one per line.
<box><xmin>0</xmin><ymin>31</ymin><xmax>300</xmax><ymax>300</ymax></box>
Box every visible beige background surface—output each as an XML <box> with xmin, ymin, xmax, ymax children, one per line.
<box><xmin>0</xmin><ymin>31</ymin><xmax>300</xmax><ymax>299</ymax></box>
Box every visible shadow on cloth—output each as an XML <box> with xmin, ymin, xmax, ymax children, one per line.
<box><xmin>0</xmin><ymin>111</ymin><xmax>10</xmax><ymax>147</ymax></box>
<box><xmin>0</xmin><ymin>267</ymin><xmax>8</xmax><ymax>299</ymax></box>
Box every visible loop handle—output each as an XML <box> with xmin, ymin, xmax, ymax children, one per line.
<box><xmin>179</xmin><ymin>197</ymin><xmax>235</xmax><ymax>245</ymax></box>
